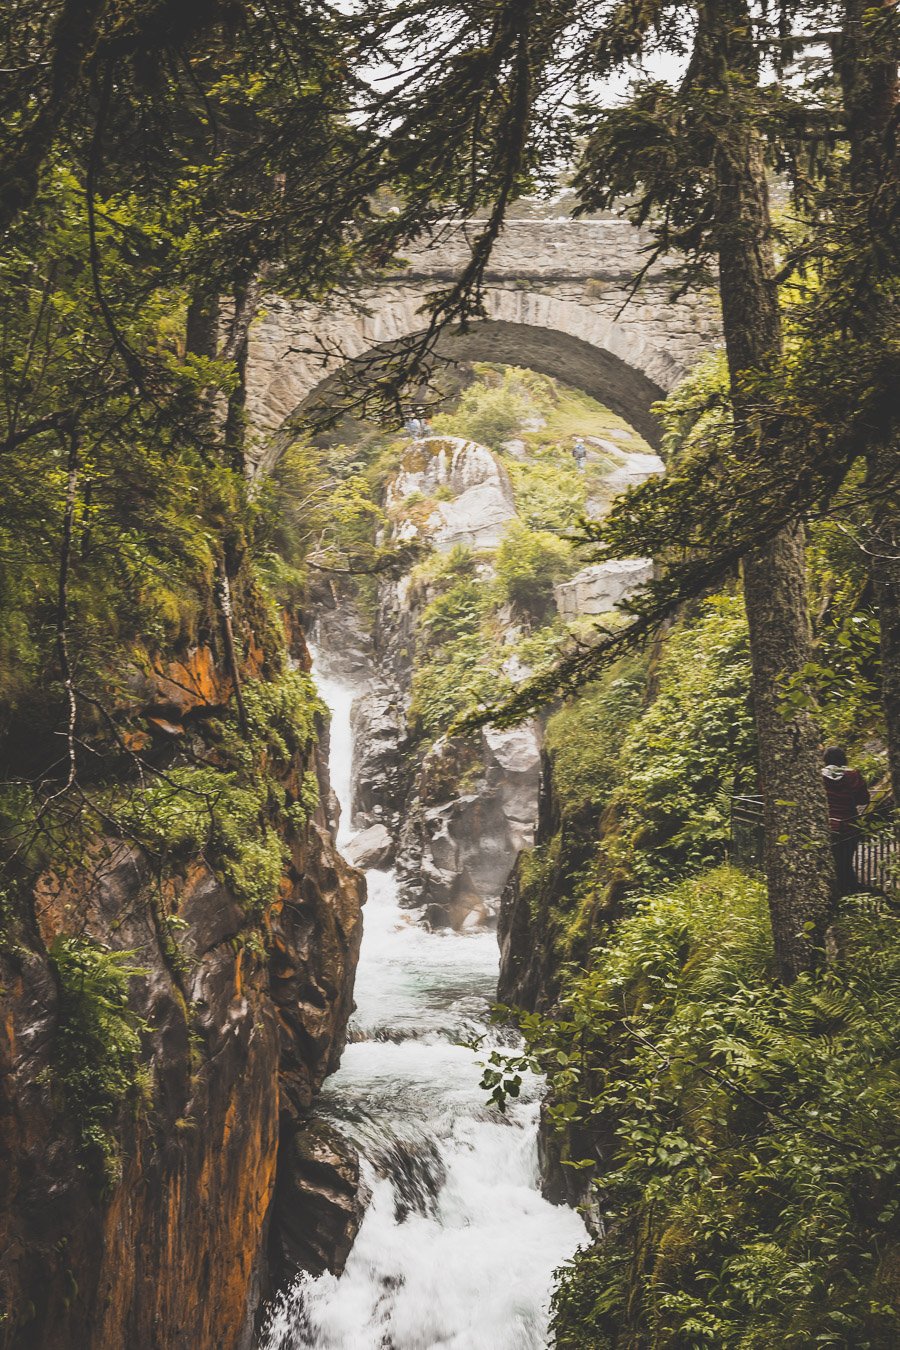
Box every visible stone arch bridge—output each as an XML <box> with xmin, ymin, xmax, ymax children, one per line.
<box><xmin>244</xmin><ymin>219</ymin><xmax>720</xmax><ymax>476</ymax></box>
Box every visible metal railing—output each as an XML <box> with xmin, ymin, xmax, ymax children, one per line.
<box><xmin>731</xmin><ymin>794</ymin><xmax>899</xmax><ymax>897</ymax></box>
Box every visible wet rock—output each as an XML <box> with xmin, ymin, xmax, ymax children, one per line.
<box><xmin>371</xmin><ymin>1137</ymin><xmax>446</xmax><ymax>1223</ymax></box>
<box><xmin>270</xmin><ymin>1117</ymin><xmax>370</xmax><ymax>1280</ymax></box>
<box><xmin>351</xmin><ymin>687</ymin><xmax>408</xmax><ymax>829</ymax></box>
<box><xmin>269</xmin><ymin>823</ymin><xmax>366</xmax><ymax>1121</ymax></box>
<box><xmin>344</xmin><ymin>823</ymin><xmax>395</xmax><ymax>871</ymax></box>
<box><xmin>395</xmin><ymin>724</ymin><xmax>541</xmax><ymax>927</ymax></box>
<box><xmin>313</xmin><ymin>602</ymin><xmax>375</xmax><ymax>684</ymax></box>
<box><xmin>1</xmin><ymin>646</ymin><xmax>365</xmax><ymax>1350</ymax></box>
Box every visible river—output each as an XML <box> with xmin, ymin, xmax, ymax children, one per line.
<box><xmin>260</xmin><ymin>665</ymin><xmax>585</xmax><ymax>1350</ymax></box>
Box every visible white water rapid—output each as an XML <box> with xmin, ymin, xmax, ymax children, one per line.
<box><xmin>262</xmin><ymin>663</ymin><xmax>585</xmax><ymax>1350</ymax></box>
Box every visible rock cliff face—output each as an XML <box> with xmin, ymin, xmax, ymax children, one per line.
<box><xmin>394</xmin><ymin>719</ymin><xmax>542</xmax><ymax>928</ymax></box>
<box><xmin>326</xmin><ymin>585</ymin><xmax>541</xmax><ymax>929</ymax></box>
<box><xmin>554</xmin><ymin>557</ymin><xmax>655</xmax><ymax>618</ymax></box>
<box><xmin>0</xmin><ymin>640</ymin><xmax>365</xmax><ymax>1350</ymax></box>
<box><xmin>386</xmin><ymin>436</ymin><xmax>517</xmax><ymax>551</ymax></box>
<box><xmin>308</xmin><ymin>437</ymin><xmax>547</xmax><ymax>930</ymax></box>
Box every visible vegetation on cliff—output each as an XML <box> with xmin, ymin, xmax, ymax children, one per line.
<box><xmin>47</xmin><ymin>936</ymin><xmax>151</xmax><ymax>1191</ymax></box>
<box><xmin>487</xmin><ymin>871</ymin><xmax>900</xmax><ymax>1349</ymax></box>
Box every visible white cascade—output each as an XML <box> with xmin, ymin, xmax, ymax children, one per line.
<box><xmin>261</xmin><ymin>662</ymin><xmax>585</xmax><ymax>1350</ymax></box>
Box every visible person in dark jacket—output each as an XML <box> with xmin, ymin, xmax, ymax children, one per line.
<box><xmin>822</xmin><ymin>746</ymin><xmax>870</xmax><ymax>894</ymax></box>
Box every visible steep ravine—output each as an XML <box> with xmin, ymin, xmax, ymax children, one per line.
<box><xmin>0</xmin><ymin>637</ymin><xmax>365</xmax><ymax>1350</ymax></box>
<box><xmin>260</xmin><ymin>639</ymin><xmax>586</xmax><ymax>1350</ymax></box>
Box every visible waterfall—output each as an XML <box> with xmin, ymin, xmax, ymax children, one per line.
<box><xmin>309</xmin><ymin>658</ymin><xmax>357</xmax><ymax>847</ymax></box>
<box><xmin>261</xmin><ymin>662</ymin><xmax>585</xmax><ymax>1350</ymax></box>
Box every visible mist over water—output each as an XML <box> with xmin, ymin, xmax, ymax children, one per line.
<box><xmin>261</xmin><ymin>666</ymin><xmax>584</xmax><ymax>1350</ymax></box>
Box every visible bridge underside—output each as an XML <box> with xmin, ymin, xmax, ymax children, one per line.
<box><xmin>429</xmin><ymin>320</ymin><xmax>667</xmax><ymax>447</ymax></box>
<box><xmin>262</xmin><ymin>318</ymin><xmax>668</xmax><ymax>471</ymax></box>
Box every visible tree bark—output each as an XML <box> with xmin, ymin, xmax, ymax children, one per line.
<box><xmin>836</xmin><ymin>0</ymin><xmax>900</xmax><ymax>803</ymax></box>
<box><xmin>185</xmin><ymin>292</ymin><xmax>220</xmax><ymax>361</ymax></box>
<box><xmin>0</xmin><ymin>0</ymin><xmax>110</xmax><ymax>237</ymax></box>
<box><xmin>868</xmin><ymin>492</ymin><xmax>900</xmax><ymax>803</ymax></box>
<box><xmin>697</xmin><ymin>0</ymin><xmax>834</xmax><ymax>980</ymax></box>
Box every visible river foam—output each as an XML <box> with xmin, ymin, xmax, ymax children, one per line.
<box><xmin>260</xmin><ymin>668</ymin><xmax>585</xmax><ymax>1350</ymax></box>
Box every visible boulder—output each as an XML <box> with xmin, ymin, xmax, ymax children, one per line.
<box><xmin>483</xmin><ymin>722</ymin><xmax>541</xmax><ymax>776</ymax></box>
<box><xmin>603</xmin><ymin>450</ymin><xmax>665</xmax><ymax>494</ymax></box>
<box><xmin>343</xmin><ymin>823</ymin><xmax>395</xmax><ymax>871</ymax></box>
<box><xmin>554</xmin><ymin>558</ymin><xmax>654</xmax><ymax>617</ymax></box>
<box><xmin>431</xmin><ymin>479</ymin><xmax>516</xmax><ymax>551</ymax></box>
<box><xmin>269</xmin><ymin>1117</ymin><xmax>371</xmax><ymax>1281</ymax></box>
<box><xmin>351</xmin><ymin>686</ymin><xmax>408</xmax><ymax>828</ymax></box>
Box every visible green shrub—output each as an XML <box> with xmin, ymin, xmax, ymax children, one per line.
<box><xmin>483</xmin><ymin>870</ymin><xmax>900</xmax><ymax>1349</ymax></box>
<box><xmin>409</xmin><ymin>632</ymin><xmax>502</xmax><ymax>741</ymax></box>
<box><xmin>422</xmin><ymin>575</ymin><xmax>487</xmax><ymax>645</ymax></box>
<box><xmin>118</xmin><ymin>670</ymin><xmax>324</xmax><ymax>916</ymax></box>
<box><xmin>495</xmin><ymin>521</ymin><xmax>574</xmax><ymax>620</ymax></box>
<box><xmin>505</xmin><ymin>452</ymin><xmax>588</xmax><ymax>530</ymax></box>
<box><xmin>545</xmin><ymin>672</ymin><xmax>646</xmax><ymax>818</ymax></box>
<box><xmin>48</xmin><ymin>935</ymin><xmax>149</xmax><ymax>1191</ymax></box>
<box><xmin>430</xmin><ymin>364</ymin><xmax>555</xmax><ymax>449</ymax></box>
<box><xmin>614</xmin><ymin>594</ymin><xmax>756</xmax><ymax>880</ymax></box>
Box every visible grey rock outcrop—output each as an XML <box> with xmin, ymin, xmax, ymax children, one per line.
<box><xmin>602</xmin><ymin>449</ymin><xmax>665</xmax><ymax>493</ymax></box>
<box><xmin>394</xmin><ymin>721</ymin><xmax>542</xmax><ymax>929</ymax></box>
<box><xmin>344</xmin><ymin>823</ymin><xmax>395</xmax><ymax>871</ymax></box>
<box><xmin>350</xmin><ymin>685</ymin><xmax>409</xmax><ymax>831</ymax></box>
<box><xmin>554</xmin><ymin>557</ymin><xmax>654</xmax><ymax>617</ymax></box>
<box><xmin>387</xmin><ymin>437</ymin><xmax>517</xmax><ymax>551</ymax></box>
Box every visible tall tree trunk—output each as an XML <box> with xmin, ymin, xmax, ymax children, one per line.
<box><xmin>837</xmin><ymin>0</ymin><xmax>900</xmax><ymax>803</ymax></box>
<box><xmin>185</xmin><ymin>291</ymin><xmax>220</xmax><ymax>361</ymax></box>
<box><xmin>869</xmin><ymin>498</ymin><xmax>900</xmax><ymax>804</ymax></box>
<box><xmin>185</xmin><ymin>290</ymin><xmax>250</xmax><ymax>733</ymax></box>
<box><xmin>0</xmin><ymin>0</ymin><xmax>109</xmax><ymax>237</ymax></box>
<box><xmin>696</xmin><ymin>0</ymin><xmax>834</xmax><ymax>980</ymax></box>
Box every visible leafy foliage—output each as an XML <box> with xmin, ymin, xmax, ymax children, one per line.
<box><xmin>612</xmin><ymin>596</ymin><xmax>757</xmax><ymax>881</ymax></box>
<box><xmin>431</xmin><ymin>369</ymin><xmax>540</xmax><ymax>449</ymax></box>
<box><xmin>481</xmin><ymin>870</ymin><xmax>900</xmax><ymax>1349</ymax></box>
<box><xmin>117</xmin><ymin>670</ymin><xmax>325</xmax><ymax>917</ymax></box>
<box><xmin>545</xmin><ymin>673</ymin><xmax>647</xmax><ymax>821</ymax></box>
<box><xmin>495</xmin><ymin>522</ymin><xmax>573</xmax><ymax>620</ymax></box>
<box><xmin>48</xmin><ymin>936</ymin><xmax>149</xmax><ymax>1191</ymax></box>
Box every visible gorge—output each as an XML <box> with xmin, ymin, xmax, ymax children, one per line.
<box><xmin>260</xmin><ymin>648</ymin><xmax>585</xmax><ymax>1348</ymax></box>
<box><xmin>4</xmin><ymin>6</ymin><xmax>900</xmax><ymax>1343</ymax></box>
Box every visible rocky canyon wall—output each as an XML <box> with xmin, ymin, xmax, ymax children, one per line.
<box><xmin>315</xmin><ymin>521</ymin><xmax>542</xmax><ymax>932</ymax></box>
<box><xmin>0</xmin><ymin>638</ymin><xmax>365</xmax><ymax>1350</ymax></box>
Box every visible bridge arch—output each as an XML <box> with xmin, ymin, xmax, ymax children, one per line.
<box><xmin>244</xmin><ymin>221</ymin><xmax>720</xmax><ymax>475</ymax></box>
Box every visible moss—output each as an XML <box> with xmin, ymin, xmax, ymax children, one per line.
<box><xmin>117</xmin><ymin>669</ymin><xmax>325</xmax><ymax>919</ymax></box>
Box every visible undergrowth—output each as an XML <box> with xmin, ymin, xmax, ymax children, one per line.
<box><xmin>117</xmin><ymin>669</ymin><xmax>325</xmax><ymax>917</ymax></box>
<box><xmin>481</xmin><ymin>869</ymin><xmax>900</xmax><ymax>1349</ymax></box>
<box><xmin>47</xmin><ymin>935</ymin><xmax>150</xmax><ymax>1193</ymax></box>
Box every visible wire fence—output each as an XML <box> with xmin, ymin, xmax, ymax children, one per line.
<box><xmin>731</xmin><ymin>794</ymin><xmax>899</xmax><ymax>898</ymax></box>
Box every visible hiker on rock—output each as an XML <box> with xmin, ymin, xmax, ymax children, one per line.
<box><xmin>572</xmin><ymin>438</ymin><xmax>587</xmax><ymax>471</ymax></box>
<box><xmin>822</xmin><ymin>746</ymin><xmax>870</xmax><ymax>895</ymax></box>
